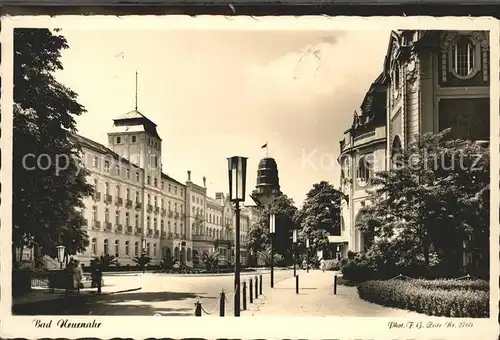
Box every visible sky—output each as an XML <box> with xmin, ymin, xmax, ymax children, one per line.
<box><xmin>54</xmin><ymin>28</ymin><xmax>390</xmax><ymax>207</ymax></box>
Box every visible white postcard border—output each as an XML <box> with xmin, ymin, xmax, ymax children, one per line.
<box><xmin>1</xmin><ymin>15</ymin><xmax>499</xmax><ymax>339</ymax></box>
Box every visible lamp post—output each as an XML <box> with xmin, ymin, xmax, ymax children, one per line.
<box><xmin>306</xmin><ymin>238</ymin><xmax>310</xmax><ymax>273</ymax></box>
<box><xmin>227</xmin><ymin>156</ymin><xmax>247</xmax><ymax>317</ymax></box>
<box><xmin>56</xmin><ymin>245</ymin><xmax>66</xmax><ymax>270</ymax></box>
<box><xmin>269</xmin><ymin>213</ymin><xmax>276</xmax><ymax>288</ymax></box>
<box><xmin>292</xmin><ymin>229</ymin><xmax>297</xmax><ymax>277</ymax></box>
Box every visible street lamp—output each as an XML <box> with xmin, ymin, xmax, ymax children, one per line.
<box><xmin>306</xmin><ymin>238</ymin><xmax>310</xmax><ymax>273</ymax></box>
<box><xmin>269</xmin><ymin>213</ymin><xmax>276</xmax><ymax>288</ymax></box>
<box><xmin>56</xmin><ymin>245</ymin><xmax>66</xmax><ymax>270</ymax></box>
<box><xmin>292</xmin><ymin>229</ymin><xmax>297</xmax><ymax>277</ymax></box>
<box><xmin>227</xmin><ymin>155</ymin><xmax>247</xmax><ymax>317</ymax></box>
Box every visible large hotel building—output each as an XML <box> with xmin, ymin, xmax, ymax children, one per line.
<box><xmin>331</xmin><ymin>30</ymin><xmax>490</xmax><ymax>260</ymax></box>
<box><xmin>71</xmin><ymin>110</ymin><xmax>260</xmax><ymax>267</ymax></box>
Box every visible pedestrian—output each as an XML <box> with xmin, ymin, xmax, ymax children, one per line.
<box><xmin>66</xmin><ymin>258</ymin><xmax>74</xmax><ymax>295</ymax></box>
<box><xmin>302</xmin><ymin>259</ymin><xmax>307</xmax><ymax>270</ymax></box>
<box><xmin>72</xmin><ymin>259</ymin><xmax>84</xmax><ymax>294</ymax></box>
<box><xmin>91</xmin><ymin>258</ymin><xmax>103</xmax><ymax>294</ymax></box>
<box><xmin>320</xmin><ymin>258</ymin><xmax>326</xmax><ymax>272</ymax></box>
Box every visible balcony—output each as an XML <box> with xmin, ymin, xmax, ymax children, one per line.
<box><xmin>104</xmin><ymin>194</ymin><xmax>113</xmax><ymax>203</ymax></box>
<box><xmin>192</xmin><ymin>234</ymin><xmax>216</xmax><ymax>242</ymax></box>
<box><xmin>116</xmin><ymin>197</ymin><xmax>123</xmax><ymax>206</ymax></box>
<box><xmin>154</xmin><ymin>206</ymin><xmax>160</xmax><ymax>214</ymax></box>
<box><xmin>154</xmin><ymin>230</ymin><xmax>159</xmax><ymax>238</ymax></box>
<box><xmin>126</xmin><ymin>200</ymin><xmax>133</xmax><ymax>208</ymax></box>
<box><xmin>147</xmin><ymin>205</ymin><xmax>153</xmax><ymax>213</ymax></box>
<box><xmin>126</xmin><ymin>226</ymin><xmax>133</xmax><ymax>234</ymax></box>
<box><xmin>105</xmin><ymin>222</ymin><xmax>112</xmax><ymax>231</ymax></box>
<box><xmin>174</xmin><ymin>212</ymin><xmax>180</xmax><ymax>219</ymax></box>
<box><xmin>161</xmin><ymin>208</ymin><xmax>166</xmax><ymax>216</ymax></box>
<box><xmin>168</xmin><ymin>211</ymin><xmax>173</xmax><ymax>218</ymax></box>
<box><xmin>135</xmin><ymin>228</ymin><xmax>142</xmax><ymax>235</ymax></box>
<box><xmin>92</xmin><ymin>221</ymin><xmax>101</xmax><ymax>230</ymax></box>
<box><xmin>116</xmin><ymin>224</ymin><xmax>123</xmax><ymax>232</ymax></box>
<box><xmin>94</xmin><ymin>192</ymin><xmax>101</xmax><ymax>201</ymax></box>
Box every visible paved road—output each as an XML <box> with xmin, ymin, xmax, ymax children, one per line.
<box><xmin>56</xmin><ymin>269</ymin><xmax>295</xmax><ymax>316</ymax></box>
<box><xmin>243</xmin><ymin>269</ymin><xmax>441</xmax><ymax>317</ymax></box>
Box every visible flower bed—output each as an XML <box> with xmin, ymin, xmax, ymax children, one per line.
<box><xmin>357</xmin><ymin>279</ymin><xmax>489</xmax><ymax>317</ymax></box>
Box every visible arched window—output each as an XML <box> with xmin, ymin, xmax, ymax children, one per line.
<box><xmin>356</xmin><ymin>154</ymin><xmax>373</xmax><ymax>186</ymax></box>
<box><xmin>134</xmin><ymin>242</ymin><xmax>139</xmax><ymax>256</ymax></box>
<box><xmin>91</xmin><ymin>238</ymin><xmax>97</xmax><ymax>255</ymax></box>
<box><xmin>104</xmin><ymin>239</ymin><xmax>109</xmax><ymax>255</ymax></box>
<box><xmin>391</xmin><ymin>135</ymin><xmax>403</xmax><ymax>168</ymax></box>
<box><xmin>452</xmin><ymin>37</ymin><xmax>475</xmax><ymax>77</ymax></box>
<box><xmin>114</xmin><ymin>240</ymin><xmax>119</xmax><ymax>257</ymax></box>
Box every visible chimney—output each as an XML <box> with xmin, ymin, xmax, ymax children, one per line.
<box><xmin>202</xmin><ymin>176</ymin><xmax>206</xmax><ymax>187</ymax></box>
<box><xmin>187</xmin><ymin>170</ymin><xmax>191</xmax><ymax>182</ymax></box>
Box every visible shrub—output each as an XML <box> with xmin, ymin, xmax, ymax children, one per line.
<box><xmin>357</xmin><ymin>279</ymin><xmax>489</xmax><ymax>317</ymax></box>
<box><xmin>324</xmin><ymin>259</ymin><xmax>341</xmax><ymax>271</ymax></box>
<box><xmin>411</xmin><ymin>279</ymin><xmax>489</xmax><ymax>292</ymax></box>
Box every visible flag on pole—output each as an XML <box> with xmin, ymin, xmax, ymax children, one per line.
<box><xmin>261</xmin><ymin>142</ymin><xmax>268</xmax><ymax>149</ymax></box>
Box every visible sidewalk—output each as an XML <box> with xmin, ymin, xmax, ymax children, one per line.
<box><xmin>243</xmin><ymin>270</ymin><xmax>431</xmax><ymax>317</ymax></box>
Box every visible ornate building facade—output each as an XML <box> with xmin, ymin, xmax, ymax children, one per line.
<box><xmin>336</xmin><ymin>30</ymin><xmax>490</xmax><ymax>258</ymax></box>
<box><xmin>73</xmin><ymin>110</ymin><xmax>254</xmax><ymax>267</ymax></box>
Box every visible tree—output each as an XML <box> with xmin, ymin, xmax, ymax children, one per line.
<box><xmin>295</xmin><ymin>181</ymin><xmax>345</xmax><ymax>253</ymax></box>
<box><xmin>247</xmin><ymin>195</ymin><xmax>298</xmax><ymax>264</ymax></box>
<box><xmin>257</xmin><ymin>249</ymin><xmax>284</xmax><ymax>267</ymax></box>
<box><xmin>98</xmin><ymin>254</ymin><xmax>119</xmax><ymax>271</ymax></box>
<box><xmin>357</xmin><ymin>130</ymin><xmax>489</xmax><ymax>275</ymax></box>
<box><xmin>13</xmin><ymin>29</ymin><xmax>93</xmax><ymax>263</ymax></box>
<box><xmin>133</xmin><ymin>254</ymin><xmax>151</xmax><ymax>273</ymax></box>
<box><xmin>200</xmin><ymin>251</ymin><xmax>220</xmax><ymax>272</ymax></box>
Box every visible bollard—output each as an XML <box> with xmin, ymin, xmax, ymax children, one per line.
<box><xmin>242</xmin><ymin>281</ymin><xmax>247</xmax><ymax>311</ymax></box>
<box><xmin>220</xmin><ymin>289</ymin><xmax>225</xmax><ymax>317</ymax></box>
<box><xmin>255</xmin><ymin>276</ymin><xmax>259</xmax><ymax>299</ymax></box>
<box><xmin>333</xmin><ymin>275</ymin><xmax>337</xmax><ymax>295</ymax></box>
<box><xmin>249</xmin><ymin>279</ymin><xmax>253</xmax><ymax>303</ymax></box>
<box><xmin>296</xmin><ymin>274</ymin><xmax>299</xmax><ymax>294</ymax></box>
<box><xmin>194</xmin><ymin>297</ymin><xmax>202</xmax><ymax>316</ymax></box>
<box><xmin>259</xmin><ymin>274</ymin><xmax>263</xmax><ymax>295</ymax></box>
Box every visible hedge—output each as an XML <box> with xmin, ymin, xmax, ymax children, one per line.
<box><xmin>411</xmin><ymin>279</ymin><xmax>489</xmax><ymax>292</ymax></box>
<box><xmin>357</xmin><ymin>279</ymin><xmax>489</xmax><ymax>317</ymax></box>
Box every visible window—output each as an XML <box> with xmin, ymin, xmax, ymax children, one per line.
<box><xmin>174</xmin><ymin>202</ymin><xmax>177</xmax><ymax>212</ymax></box>
<box><xmin>356</xmin><ymin>154</ymin><xmax>373</xmax><ymax>186</ymax></box>
<box><xmin>92</xmin><ymin>238</ymin><xmax>97</xmax><ymax>255</ymax></box>
<box><xmin>154</xmin><ymin>196</ymin><xmax>157</xmax><ymax>207</ymax></box>
<box><xmin>192</xmin><ymin>196</ymin><xmax>195</xmax><ymax>203</ymax></box>
<box><xmin>105</xmin><ymin>208</ymin><xmax>109</xmax><ymax>222</ymax></box>
<box><xmin>116</xmin><ymin>136</ymin><xmax>121</xmax><ymax>144</ymax></box>
<box><xmin>161</xmin><ymin>198</ymin><xmax>164</xmax><ymax>208</ymax></box>
<box><xmin>135</xmin><ymin>214</ymin><xmax>139</xmax><ymax>227</ymax></box>
<box><xmin>135</xmin><ymin>191</ymin><xmax>140</xmax><ymax>203</ymax></box>
<box><xmin>147</xmin><ymin>216</ymin><xmax>151</xmax><ymax>229</ymax></box>
<box><xmin>94</xmin><ymin>179</ymin><xmax>98</xmax><ymax>191</ymax></box>
<box><xmin>147</xmin><ymin>194</ymin><xmax>151</xmax><ymax>205</ymax></box>
<box><xmin>115</xmin><ymin>210</ymin><xmax>120</xmax><ymax>225</ymax></box>
<box><xmin>132</xmin><ymin>135</ymin><xmax>137</xmax><ymax>143</ymax></box>
<box><xmin>115</xmin><ymin>240</ymin><xmax>119</xmax><ymax>257</ymax></box>
<box><xmin>104</xmin><ymin>160</ymin><xmax>110</xmax><ymax>172</ymax></box>
<box><xmin>196</xmin><ymin>197</ymin><xmax>199</xmax><ymax>204</ymax></box>
<box><xmin>136</xmin><ymin>172</ymin><xmax>140</xmax><ymax>182</ymax></box>
<box><xmin>147</xmin><ymin>176</ymin><xmax>151</xmax><ymax>185</ymax></box>
<box><xmin>174</xmin><ymin>222</ymin><xmax>178</xmax><ymax>234</ymax></box>
<box><xmin>168</xmin><ymin>184</ymin><xmax>171</xmax><ymax>193</ymax></box>
<box><xmin>153</xmin><ymin>244</ymin><xmax>157</xmax><ymax>257</ymax></box>
<box><xmin>116</xmin><ymin>185</ymin><xmax>121</xmax><ymax>198</ymax></box>
<box><xmin>93</xmin><ymin>156</ymin><xmax>99</xmax><ymax>168</ymax></box>
<box><xmin>92</xmin><ymin>206</ymin><xmax>97</xmax><ymax>221</ymax></box>
<box><xmin>125</xmin><ymin>241</ymin><xmax>129</xmax><ymax>256</ymax></box>
<box><xmin>116</xmin><ymin>165</ymin><xmax>121</xmax><ymax>176</ymax></box>
<box><xmin>154</xmin><ymin>217</ymin><xmax>157</xmax><ymax>229</ymax></box>
<box><xmin>452</xmin><ymin>37</ymin><xmax>475</xmax><ymax>77</ymax></box>
<box><xmin>180</xmin><ymin>189</ymin><xmax>183</xmax><ymax>196</ymax></box>
<box><xmin>147</xmin><ymin>243</ymin><xmax>151</xmax><ymax>256</ymax></box>
<box><xmin>161</xmin><ymin>219</ymin><xmax>164</xmax><ymax>231</ymax></box>
<box><xmin>104</xmin><ymin>239</ymin><xmax>109</xmax><ymax>255</ymax></box>
<box><xmin>125</xmin><ymin>212</ymin><xmax>130</xmax><ymax>226</ymax></box>
<box><xmin>126</xmin><ymin>188</ymin><xmax>130</xmax><ymax>200</ymax></box>
<box><xmin>174</xmin><ymin>186</ymin><xmax>177</xmax><ymax>194</ymax></box>
<box><xmin>168</xmin><ymin>201</ymin><xmax>172</xmax><ymax>211</ymax></box>
<box><xmin>161</xmin><ymin>181</ymin><xmax>164</xmax><ymax>190</ymax></box>
<box><xmin>154</xmin><ymin>178</ymin><xmax>157</xmax><ymax>187</ymax></box>
<box><xmin>168</xmin><ymin>221</ymin><xmax>171</xmax><ymax>233</ymax></box>
<box><xmin>126</xmin><ymin>169</ymin><xmax>130</xmax><ymax>179</ymax></box>
<box><xmin>105</xmin><ymin>182</ymin><xmax>110</xmax><ymax>195</ymax></box>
